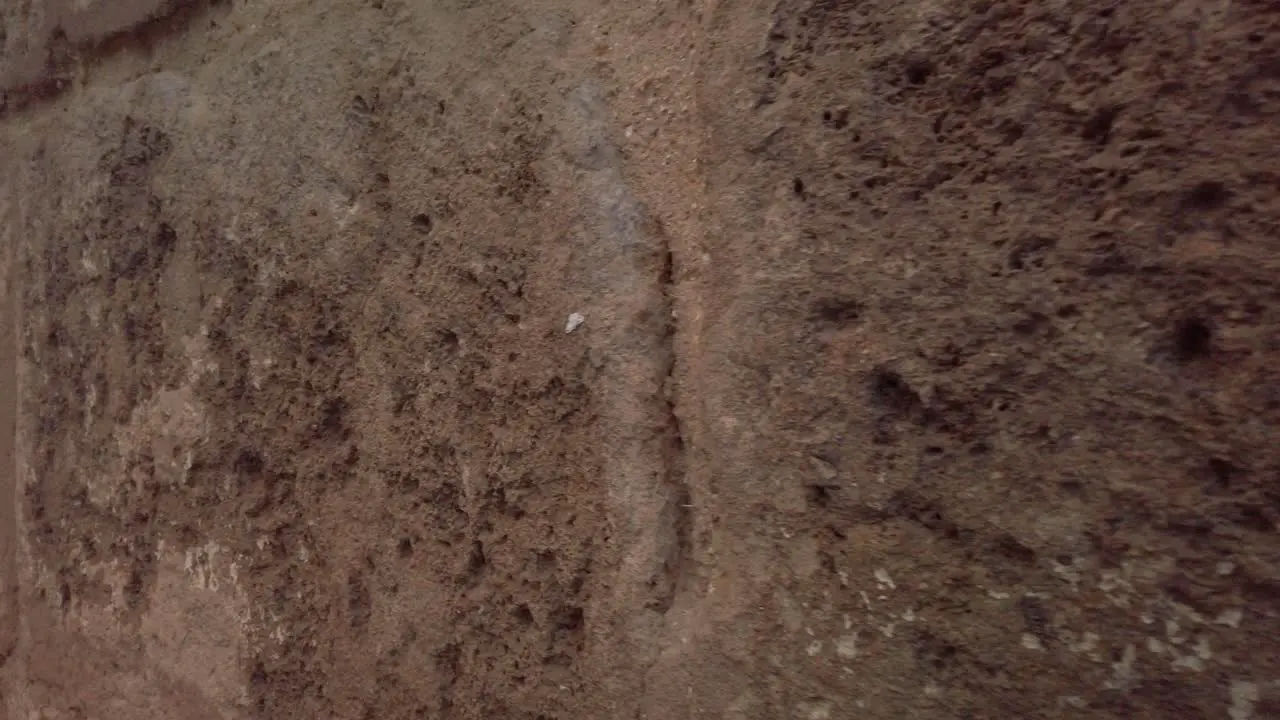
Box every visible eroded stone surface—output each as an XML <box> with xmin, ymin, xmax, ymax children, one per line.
<box><xmin>2</xmin><ymin>0</ymin><xmax>1279</xmax><ymax>718</ymax></box>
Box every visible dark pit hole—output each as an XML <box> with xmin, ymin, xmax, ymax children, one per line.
<box><xmin>933</xmin><ymin>643</ymin><xmax>956</xmax><ymax>669</ymax></box>
<box><xmin>124</xmin><ymin>570</ymin><xmax>145</xmax><ymax>609</ymax></box>
<box><xmin>553</xmin><ymin>606</ymin><xmax>584</xmax><ymax>632</ymax></box>
<box><xmin>822</xmin><ymin>108</ymin><xmax>850</xmax><ymax>129</ymax></box>
<box><xmin>1081</xmin><ymin>105</ymin><xmax>1121</xmax><ymax>144</ymax></box>
<box><xmin>1173</xmin><ymin>316</ymin><xmax>1212</xmax><ymax>363</ymax></box>
<box><xmin>513</xmin><ymin>604</ymin><xmax>535</xmax><ymax>625</ymax></box>
<box><xmin>813</xmin><ymin>298</ymin><xmax>862</xmax><ymax>325</ymax></box>
<box><xmin>536</xmin><ymin>549</ymin><xmax>557</xmax><ymax>570</ymax></box>
<box><xmin>1018</xmin><ymin>596</ymin><xmax>1050</xmax><ymax>636</ymax></box>
<box><xmin>1181</xmin><ymin>181</ymin><xmax>1231</xmax><ymax>211</ymax></box>
<box><xmin>1013</xmin><ymin>312</ymin><xmax>1049</xmax><ymax>336</ymax></box>
<box><xmin>1237</xmin><ymin>505</ymin><xmax>1274</xmax><ymax>533</ymax></box>
<box><xmin>1008</xmin><ymin>236</ymin><xmax>1056</xmax><ymax>270</ymax></box>
<box><xmin>792</xmin><ymin>177</ymin><xmax>806</xmax><ymax>199</ymax></box>
<box><xmin>437</xmin><ymin>329</ymin><xmax>460</xmax><ymax>354</ymax></box>
<box><xmin>869</xmin><ymin>368</ymin><xmax>920</xmax><ymax>413</ymax></box>
<box><xmin>318</xmin><ymin>397</ymin><xmax>348</xmax><ymax>437</ymax></box>
<box><xmin>397</xmin><ymin>537</ymin><xmax>413</xmax><ymax>558</ymax></box>
<box><xmin>904</xmin><ymin>55</ymin><xmax>934</xmax><ymax>84</ymax></box>
<box><xmin>819</xmin><ymin>551</ymin><xmax>837</xmax><ymax>575</ymax></box>
<box><xmin>991</xmin><ymin>534</ymin><xmax>1037</xmax><ymax>566</ymax></box>
<box><xmin>234</xmin><ymin>448</ymin><xmax>265</xmax><ymax>475</ymax></box>
<box><xmin>1208</xmin><ymin>458</ymin><xmax>1237</xmax><ymax>489</ymax></box>
<box><xmin>156</xmin><ymin>223</ymin><xmax>178</xmax><ymax>252</ymax></box>
<box><xmin>466</xmin><ymin>540</ymin><xmax>487</xmax><ymax>574</ymax></box>
<box><xmin>806</xmin><ymin>484</ymin><xmax>835</xmax><ymax>509</ymax></box>
<box><xmin>412</xmin><ymin>213</ymin><xmax>434</xmax><ymax>233</ymax></box>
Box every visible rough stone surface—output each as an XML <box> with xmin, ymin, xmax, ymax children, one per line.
<box><xmin>2</xmin><ymin>0</ymin><xmax>1279</xmax><ymax>718</ymax></box>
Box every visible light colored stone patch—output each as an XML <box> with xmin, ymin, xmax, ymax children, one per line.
<box><xmin>787</xmin><ymin>535</ymin><xmax>820</xmax><ymax>579</ymax></box>
<box><xmin>63</xmin><ymin>558</ymin><xmax>131</xmax><ymax>641</ymax></box>
<box><xmin>1098</xmin><ymin>566</ymin><xmax>1135</xmax><ymax>608</ymax></box>
<box><xmin>1229</xmin><ymin>680</ymin><xmax>1258</xmax><ymax>720</ymax></box>
<box><xmin>873</xmin><ymin>568</ymin><xmax>895</xmax><ymax>591</ymax></box>
<box><xmin>142</xmin><ymin>549</ymin><xmax>249</xmax><ymax>717</ymax></box>
<box><xmin>1105</xmin><ymin>643</ymin><xmax>1138</xmax><ymax>690</ymax></box>
<box><xmin>794</xmin><ymin>698</ymin><xmax>833</xmax><ymax>719</ymax></box>
<box><xmin>1215</xmin><ymin>609</ymin><xmax>1243</xmax><ymax>628</ymax></box>
<box><xmin>99</xmin><ymin>383</ymin><xmax>208</xmax><ymax>508</ymax></box>
<box><xmin>1063</xmin><ymin>630</ymin><xmax>1102</xmax><ymax>662</ymax></box>
<box><xmin>1052</xmin><ymin>556</ymin><xmax>1084</xmax><ymax>590</ymax></box>
<box><xmin>835</xmin><ymin>633</ymin><xmax>858</xmax><ymax>659</ymax></box>
<box><xmin>1170</xmin><ymin>636</ymin><xmax>1211</xmax><ymax>672</ymax></box>
<box><xmin>181</xmin><ymin>330</ymin><xmax>220</xmax><ymax>383</ymax></box>
<box><xmin>184</xmin><ymin>541</ymin><xmax>230</xmax><ymax>592</ymax></box>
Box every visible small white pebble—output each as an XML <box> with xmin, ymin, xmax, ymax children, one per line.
<box><xmin>565</xmin><ymin>312</ymin><xmax>586</xmax><ymax>333</ymax></box>
<box><xmin>874</xmin><ymin>568</ymin><xmax>896</xmax><ymax>590</ymax></box>
<box><xmin>836</xmin><ymin>634</ymin><xmax>858</xmax><ymax>659</ymax></box>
